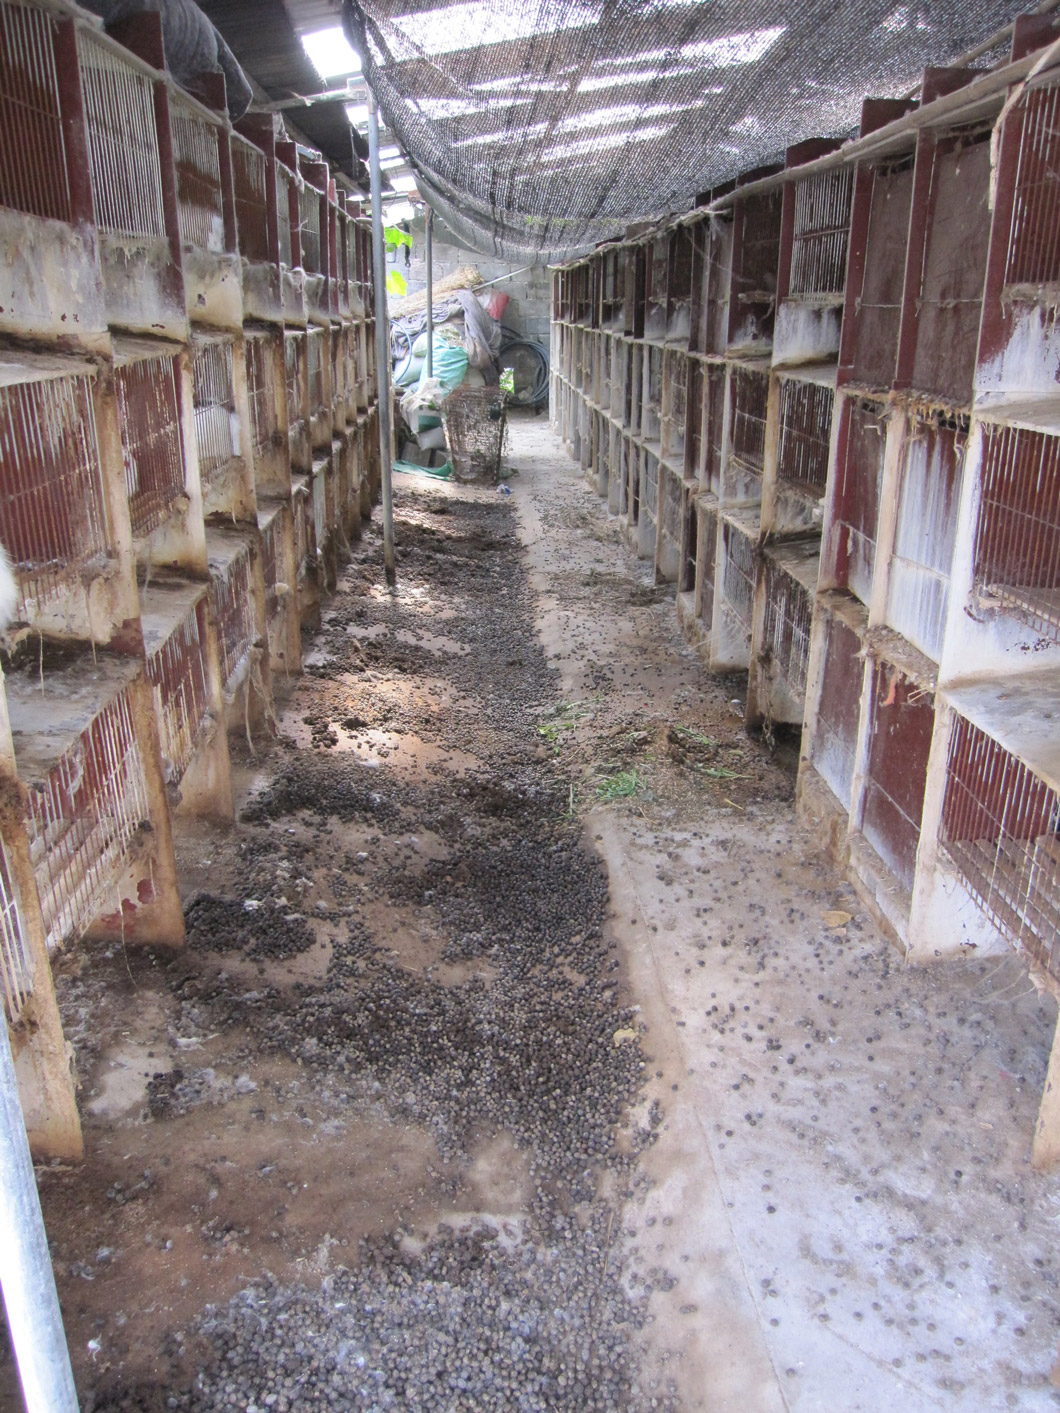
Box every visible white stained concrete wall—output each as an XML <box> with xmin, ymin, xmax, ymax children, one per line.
<box><xmin>399</xmin><ymin>215</ymin><xmax>552</xmax><ymax>345</ymax></box>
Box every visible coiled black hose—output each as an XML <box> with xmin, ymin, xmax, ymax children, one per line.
<box><xmin>498</xmin><ymin>333</ymin><xmax>550</xmax><ymax>407</ymax></box>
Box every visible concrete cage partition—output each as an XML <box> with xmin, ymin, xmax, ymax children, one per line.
<box><xmin>0</xmin><ymin>0</ymin><xmax>380</xmax><ymax>1156</ymax></box>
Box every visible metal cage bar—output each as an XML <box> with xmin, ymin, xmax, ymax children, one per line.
<box><xmin>1004</xmin><ymin>81</ymin><xmax>1060</xmax><ymax>289</ymax></box>
<box><xmin>77</xmin><ymin>30</ymin><xmax>165</xmax><ymax>238</ymax></box>
<box><xmin>213</xmin><ymin>545</ymin><xmax>255</xmax><ymax>692</ymax></box>
<box><xmin>777</xmin><ymin>378</ymin><xmax>834</xmax><ymax>496</ymax></box>
<box><xmin>230</xmin><ymin>133</ymin><xmax>270</xmax><ymax>264</ymax></box>
<box><xmin>146</xmin><ymin>595</ymin><xmax>210</xmax><ymax>782</ymax></box>
<box><xmin>789</xmin><ymin>167</ymin><xmax>854</xmax><ymax>298</ymax></box>
<box><xmin>973</xmin><ymin>423</ymin><xmax>1060</xmax><ymax>644</ymax></box>
<box><xmin>722</xmin><ymin>520</ymin><xmax>755</xmax><ymax>630</ymax></box>
<box><xmin>762</xmin><ymin>557</ymin><xmax>813</xmax><ymax>697</ymax></box>
<box><xmin>0</xmin><ymin>374</ymin><xmax>109</xmax><ymax>615</ymax></box>
<box><xmin>25</xmin><ymin>687</ymin><xmax>150</xmax><ymax>952</ymax></box>
<box><xmin>299</xmin><ymin>181</ymin><xmax>322</xmax><ymax>274</ymax></box>
<box><xmin>191</xmin><ymin>339</ymin><xmax>237</xmax><ymax>485</ymax></box>
<box><xmin>941</xmin><ymin>714</ymin><xmax>1060</xmax><ymax>984</ymax></box>
<box><xmin>169</xmin><ymin>91</ymin><xmax>223</xmax><ymax>253</ymax></box>
<box><xmin>245</xmin><ymin>333</ymin><xmax>280</xmax><ymax>456</ymax></box>
<box><xmin>116</xmin><ymin>355</ymin><xmax>185</xmax><ymax>538</ymax></box>
<box><xmin>729</xmin><ymin>365</ymin><xmax>769</xmax><ymax>478</ymax></box>
<box><xmin>0</xmin><ymin>1</ymin><xmax>69</xmax><ymax>221</ymax></box>
<box><xmin>0</xmin><ymin>837</ymin><xmax>32</xmax><ymax>1024</ymax></box>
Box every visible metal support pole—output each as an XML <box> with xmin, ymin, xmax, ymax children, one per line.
<box><xmin>367</xmin><ymin>91</ymin><xmax>396</xmax><ymax>587</ymax></box>
<box><xmin>425</xmin><ymin>207</ymin><xmax>434</xmax><ymax>380</ymax></box>
<box><xmin>0</xmin><ymin>1022</ymin><xmax>79</xmax><ymax>1413</ymax></box>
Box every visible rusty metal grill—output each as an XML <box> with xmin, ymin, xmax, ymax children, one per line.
<box><xmin>863</xmin><ymin>666</ymin><xmax>934</xmax><ymax>893</ymax></box>
<box><xmin>293</xmin><ymin>480</ymin><xmax>314</xmax><ymax>573</ymax></box>
<box><xmin>729</xmin><ymin>365</ymin><xmax>769</xmax><ymax>478</ymax></box>
<box><xmin>1004</xmin><ymin>82</ymin><xmax>1060</xmax><ymax>289</ymax></box>
<box><xmin>307</xmin><ymin>328</ymin><xmax>326</xmax><ymax>414</ymax></box>
<box><xmin>0</xmin><ymin>837</ymin><xmax>32</xmax><ymax>1023</ymax></box>
<box><xmin>213</xmin><ymin>546</ymin><xmax>255</xmax><ymax>692</ymax></box>
<box><xmin>705</xmin><ymin>363</ymin><xmax>725</xmax><ymax>493</ymax></box>
<box><xmin>0</xmin><ymin>374</ymin><xmax>110</xmax><ymax>615</ymax></box>
<box><xmin>170</xmin><ymin>93</ymin><xmax>223</xmax><ymax>253</ymax></box>
<box><xmin>685</xmin><ymin>359</ymin><xmax>704</xmax><ymax>479</ymax></box>
<box><xmin>699</xmin><ymin>502</ymin><xmax>717</xmax><ymax>628</ymax></box>
<box><xmin>26</xmin><ymin>687</ymin><xmax>150</xmax><ymax>952</ymax></box>
<box><xmin>722</xmin><ymin>520</ymin><xmax>755</xmax><ymax>631</ymax></box>
<box><xmin>812</xmin><ymin>609</ymin><xmax>862</xmax><ymax>807</ymax></box>
<box><xmin>0</xmin><ymin>1</ymin><xmax>69</xmax><ymax>221</ymax></box>
<box><xmin>941</xmin><ymin>714</ymin><xmax>1060</xmax><ymax>984</ymax></box>
<box><xmin>973</xmin><ymin>423</ymin><xmax>1060</xmax><ymax>643</ymax></box>
<box><xmin>641</xmin><ymin>447</ymin><xmax>658</xmax><ymax>518</ymax></box>
<box><xmin>146</xmin><ymin>596</ymin><xmax>210</xmax><ymax>783</ymax></box>
<box><xmin>261</xmin><ymin>511</ymin><xmax>282</xmax><ymax>617</ymax></box>
<box><xmin>762</xmin><ymin>557</ymin><xmax>813</xmax><ymax>697</ymax></box>
<box><xmin>832</xmin><ymin>396</ymin><xmax>886</xmax><ymax>605</ymax></box>
<box><xmin>660</xmin><ymin>465</ymin><xmax>682</xmax><ymax>546</ymax></box>
<box><xmin>285</xmin><ymin>333</ymin><xmax>305</xmax><ymax>428</ymax></box>
<box><xmin>777</xmin><ymin>378</ymin><xmax>833</xmax><ymax>496</ymax></box>
<box><xmin>245</xmin><ymin>333</ymin><xmax>280</xmax><ymax>456</ymax></box>
<box><xmin>230</xmin><ymin>134</ymin><xmax>270</xmax><ymax>264</ymax></box>
<box><xmin>116</xmin><ymin>356</ymin><xmax>185</xmax><ymax>538</ymax></box>
<box><xmin>77</xmin><ymin>31</ymin><xmax>165</xmax><ymax>238</ymax></box>
<box><xmin>789</xmin><ymin>167</ymin><xmax>854</xmax><ymax>298</ymax></box>
<box><xmin>276</xmin><ymin>162</ymin><xmax>293</xmax><ymax>266</ymax></box>
<box><xmin>887</xmin><ymin>415</ymin><xmax>964</xmax><ymax>662</ymax></box>
<box><xmin>299</xmin><ymin>181</ymin><xmax>322</xmax><ymax>273</ymax></box>
<box><xmin>192</xmin><ymin>339</ymin><xmax>237</xmax><ymax>484</ymax></box>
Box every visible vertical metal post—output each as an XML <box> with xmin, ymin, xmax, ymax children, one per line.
<box><xmin>425</xmin><ymin>207</ymin><xmax>434</xmax><ymax>380</ymax></box>
<box><xmin>367</xmin><ymin>92</ymin><xmax>396</xmax><ymax>587</ymax></box>
<box><xmin>0</xmin><ymin>1022</ymin><xmax>79</xmax><ymax>1413</ymax></box>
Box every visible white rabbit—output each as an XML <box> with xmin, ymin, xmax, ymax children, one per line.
<box><xmin>0</xmin><ymin>543</ymin><xmax>18</xmax><ymax>633</ymax></box>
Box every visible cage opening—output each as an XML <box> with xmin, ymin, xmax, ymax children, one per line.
<box><xmin>25</xmin><ymin>686</ymin><xmax>150</xmax><ymax>952</ymax></box>
<box><xmin>0</xmin><ymin>1</ymin><xmax>70</xmax><ymax>222</ymax></box>
<box><xmin>231</xmin><ymin>134</ymin><xmax>270</xmax><ymax>265</ymax></box>
<box><xmin>245</xmin><ymin>333</ymin><xmax>281</xmax><ymax>457</ymax></box>
<box><xmin>722</xmin><ymin>520</ymin><xmax>755</xmax><ymax>631</ymax></box>
<box><xmin>973</xmin><ymin>422</ymin><xmax>1060</xmax><ymax>643</ymax></box>
<box><xmin>212</xmin><ymin>544</ymin><xmax>255</xmax><ymax>693</ymax></box>
<box><xmin>116</xmin><ymin>355</ymin><xmax>185</xmax><ymax>538</ymax></box>
<box><xmin>78</xmin><ymin>31</ymin><xmax>165</xmax><ymax>238</ymax></box>
<box><xmin>776</xmin><ymin>377</ymin><xmax>833</xmax><ymax>497</ymax></box>
<box><xmin>0</xmin><ymin>836</ymin><xmax>32</xmax><ymax>1023</ymax></box>
<box><xmin>941</xmin><ymin>713</ymin><xmax>1060</xmax><ymax>984</ymax></box>
<box><xmin>762</xmin><ymin>556</ymin><xmax>813</xmax><ymax>698</ymax></box>
<box><xmin>192</xmin><ymin>340</ymin><xmax>238</xmax><ymax>487</ymax></box>
<box><xmin>146</xmin><ymin>596</ymin><xmax>210</xmax><ymax>783</ymax></box>
<box><xmin>170</xmin><ymin>93</ymin><xmax>224</xmax><ymax>253</ymax></box>
<box><xmin>789</xmin><ymin>167</ymin><xmax>854</xmax><ymax>299</ymax></box>
<box><xmin>0</xmin><ymin>373</ymin><xmax>110</xmax><ymax>614</ymax></box>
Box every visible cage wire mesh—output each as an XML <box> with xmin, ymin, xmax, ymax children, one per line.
<box><xmin>342</xmin><ymin>0</ymin><xmax>1026</xmax><ymax>259</ymax></box>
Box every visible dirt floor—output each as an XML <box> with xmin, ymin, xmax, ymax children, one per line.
<box><xmin>3</xmin><ymin>412</ymin><xmax>1060</xmax><ymax>1411</ymax></box>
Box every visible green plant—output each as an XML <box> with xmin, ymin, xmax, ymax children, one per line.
<box><xmin>596</xmin><ymin>769</ymin><xmax>641</xmax><ymax>802</ymax></box>
<box><xmin>386</xmin><ymin>268</ymin><xmax>408</xmax><ymax>297</ymax></box>
<box><xmin>499</xmin><ymin>367</ymin><xmax>515</xmax><ymax>394</ymax></box>
<box><xmin>384</xmin><ymin>225</ymin><xmax>412</xmax><ymax>251</ymax></box>
<box><xmin>535</xmin><ymin>702</ymin><xmax>589</xmax><ymax>752</ymax></box>
<box><xmin>671</xmin><ymin>724</ymin><xmax>719</xmax><ymax>749</ymax></box>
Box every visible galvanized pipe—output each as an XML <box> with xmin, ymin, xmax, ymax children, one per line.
<box><xmin>425</xmin><ymin>206</ymin><xmax>434</xmax><ymax>380</ymax></box>
<box><xmin>0</xmin><ymin>1023</ymin><xmax>79</xmax><ymax>1413</ymax></box>
<box><xmin>367</xmin><ymin>91</ymin><xmax>396</xmax><ymax>587</ymax></box>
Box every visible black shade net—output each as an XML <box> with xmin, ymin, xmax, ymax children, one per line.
<box><xmin>341</xmin><ymin>0</ymin><xmax>1027</xmax><ymax>260</ymax></box>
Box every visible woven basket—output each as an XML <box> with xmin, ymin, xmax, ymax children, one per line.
<box><xmin>443</xmin><ymin>386</ymin><xmax>508</xmax><ymax>484</ymax></box>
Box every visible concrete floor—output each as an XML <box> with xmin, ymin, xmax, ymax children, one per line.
<box><xmin>4</xmin><ymin>414</ymin><xmax>1060</xmax><ymax>1412</ymax></box>
<box><xmin>511</xmin><ymin>414</ymin><xmax>1060</xmax><ymax>1411</ymax></box>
